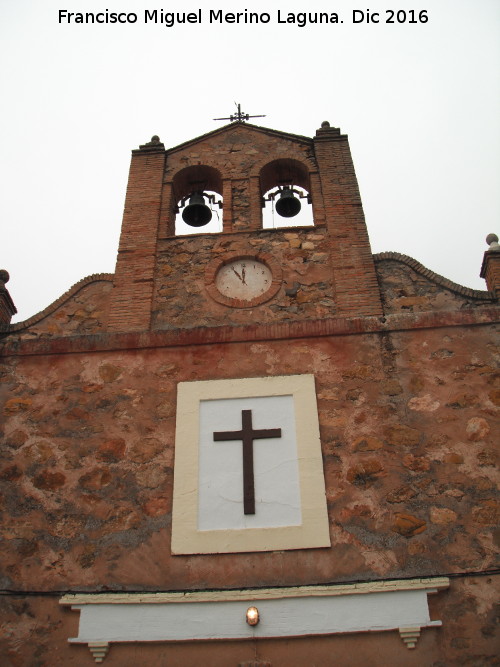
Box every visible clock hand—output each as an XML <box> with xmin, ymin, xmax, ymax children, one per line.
<box><xmin>231</xmin><ymin>266</ymin><xmax>243</xmax><ymax>281</ymax></box>
<box><xmin>242</xmin><ymin>267</ymin><xmax>246</xmax><ymax>284</ymax></box>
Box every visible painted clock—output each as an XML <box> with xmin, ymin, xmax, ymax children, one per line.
<box><xmin>215</xmin><ymin>259</ymin><xmax>272</xmax><ymax>301</ymax></box>
<box><xmin>205</xmin><ymin>254</ymin><xmax>282</xmax><ymax>308</ymax></box>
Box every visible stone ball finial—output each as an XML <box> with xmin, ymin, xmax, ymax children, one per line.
<box><xmin>486</xmin><ymin>233</ymin><xmax>500</xmax><ymax>251</ymax></box>
<box><xmin>139</xmin><ymin>135</ymin><xmax>164</xmax><ymax>150</ymax></box>
<box><xmin>0</xmin><ymin>269</ymin><xmax>10</xmax><ymax>284</ymax></box>
<box><xmin>321</xmin><ymin>121</ymin><xmax>330</xmax><ymax>128</ymax></box>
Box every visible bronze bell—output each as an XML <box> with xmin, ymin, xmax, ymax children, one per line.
<box><xmin>275</xmin><ymin>187</ymin><xmax>301</xmax><ymax>218</ymax></box>
<box><xmin>182</xmin><ymin>192</ymin><xmax>213</xmax><ymax>227</ymax></box>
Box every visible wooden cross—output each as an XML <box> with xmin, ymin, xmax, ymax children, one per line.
<box><xmin>213</xmin><ymin>409</ymin><xmax>282</xmax><ymax>515</ymax></box>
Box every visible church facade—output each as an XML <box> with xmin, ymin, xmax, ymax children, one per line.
<box><xmin>1</xmin><ymin>120</ymin><xmax>499</xmax><ymax>666</ymax></box>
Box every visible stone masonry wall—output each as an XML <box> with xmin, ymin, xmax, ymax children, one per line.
<box><xmin>161</xmin><ymin>124</ymin><xmax>317</xmax><ymax>235</ymax></box>
<box><xmin>1</xmin><ymin>319</ymin><xmax>498</xmax><ymax>665</ymax></box>
<box><xmin>1</xmin><ymin>120</ymin><xmax>498</xmax><ymax>665</ymax></box>
<box><xmin>106</xmin><ymin>123</ymin><xmax>383</xmax><ymax>330</ymax></box>
<box><xmin>1</xmin><ymin>324</ymin><xmax>498</xmax><ymax>594</ymax></box>
<box><xmin>4</xmin><ymin>249</ymin><xmax>496</xmax><ymax>343</ymax></box>
<box><xmin>153</xmin><ymin>227</ymin><xmax>334</xmax><ymax>329</ymax></box>
<box><xmin>5</xmin><ymin>277</ymin><xmax>113</xmax><ymax>341</ymax></box>
<box><xmin>375</xmin><ymin>255</ymin><xmax>495</xmax><ymax>314</ymax></box>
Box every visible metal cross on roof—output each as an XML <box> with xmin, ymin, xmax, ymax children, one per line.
<box><xmin>213</xmin><ymin>102</ymin><xmax>266</xmax><ymax>123</ymax></box>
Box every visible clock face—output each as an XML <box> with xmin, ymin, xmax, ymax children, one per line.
<box><xmin>216</xmin><ymin>259</ymin><xmax>272</xmax><ymax>301</ymax></box>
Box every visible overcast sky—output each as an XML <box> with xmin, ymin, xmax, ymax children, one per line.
<box><xmin>1</xmin><ymin>0</ymin><xmax>499</xmax><ymax>322</ymax></box>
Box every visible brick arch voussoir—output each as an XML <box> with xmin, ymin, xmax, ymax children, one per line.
<box><xmin>249</xmin><ymin>151</ymin><xmax>317</xmax><ymax>180</ymax></box>
<box><xmin>168</xmin><ymin>162</ymin><xmax>224</xmax><ymax>184</ymax></box>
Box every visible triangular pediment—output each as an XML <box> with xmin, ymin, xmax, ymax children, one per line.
<box><xmin>166</xmin><ymin>121</ymin><xmax>313</xmax><ymax>155</ymax></box>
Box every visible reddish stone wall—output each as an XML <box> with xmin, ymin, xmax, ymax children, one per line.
<box><xmin>2</xmin><ymin>310</ymin><xmax>498</xmax><ymax>664</ymax></box>
<box><xmin>153</xmin><ymin>227</ymin><xmax>335</xmax><ymax>329</ymax></box>
<box><xmin>1</xmin><ymin>122</ymin><xmax>498</xmax><ymax>665</ymax></box>
<box><xmin>1</xmin><ymin>323</ymin><xmax>498</xmax><ymax>594</ymax></box>
<box><xmin>3</xmin><ymin>253</ymin><xmax>497</xmax><ymax>342</ymax></box>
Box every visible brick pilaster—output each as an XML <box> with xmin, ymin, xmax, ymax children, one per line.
<box><xmin>480</xmin><ymin>234</ymin><xmax>500</xmax><ymax>297</ymax></box>
<box><xmin>222</xmin><ymin>178</ymin><xmax>234</xmax><ymax>232</ymax></box>
<box><xmin>0</xmin><ymin>270</ymin><xmax>17</xmax><ymax>326</ymax></box>
<box><xmin>107</xmin><ymin>137</ymin><xmax>166</xmax><ymax>331</ymax></box>
<box><xmin>313</xmin><ymin>122</ymin><xmax>383</xmax><ymax>318</ymax></box>
<box><xmin>248</xmin><ymin>175</ymin><xmax>262</xmax><ymax>231</ymax></box>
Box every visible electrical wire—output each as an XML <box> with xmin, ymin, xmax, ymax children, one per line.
<box><xmin>1</xmin><ymin>567</ymin><xmax>498</xmax><ymax>597</ymax></box>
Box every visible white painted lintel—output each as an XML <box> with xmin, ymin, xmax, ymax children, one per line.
<box><xmin>62</xmin><ymin>577</ymin><xmax>449</xmax><ymax>662</ymax></box>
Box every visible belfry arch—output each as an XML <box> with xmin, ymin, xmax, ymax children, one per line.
<box><xmin>260</xmin><ymin>157</ymin><xmax>311</xmax><ymax>194</ymax></box>
<box><xmin>171</xmin><ymin>165</ymin><xmax>223</xmax><ymax>235</ymax></box>
<box><xmin>259</xmin><ymin>158</ymin><xmax>314</xmax><ymax>228</ymax></box>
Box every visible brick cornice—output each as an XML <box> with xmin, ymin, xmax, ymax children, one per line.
<box><xmin>313</xmin><ymin>128</ymin><xmax>346</xmax><ymax>142</ymax></box>
<box><xmin>2</xmin><ymin>308</ymin><xmax>499</xmax><ymax>358</ymax></box>
<box><xmin>374</xmin><ymin>252</ymin><xmax>493</xmax><ymax>300</ymax></box>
